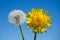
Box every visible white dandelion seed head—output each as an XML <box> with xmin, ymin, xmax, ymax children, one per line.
<box><xmin>8</xmin><ymin>10</ymin><xmax>26</xmax><ymax>25</ymax></box>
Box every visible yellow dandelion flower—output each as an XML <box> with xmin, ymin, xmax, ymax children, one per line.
<box><xmin>26</xmin><ymin>8</ymin><xmax>52</xmax><ymax>33</ymax></box>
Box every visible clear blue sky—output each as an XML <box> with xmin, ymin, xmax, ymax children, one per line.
<box><xmin>0</xmin><ymin>0</ymin><xmax>60</xmax><ymax>40</ymax></box>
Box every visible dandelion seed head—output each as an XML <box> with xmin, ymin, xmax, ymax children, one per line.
<box><xmin>8</xmin><ymin>10</ymin><xmax>26</xmax><ymax>25</ymax></box>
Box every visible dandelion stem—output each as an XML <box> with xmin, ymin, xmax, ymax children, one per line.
<box><xmin>34</xmin><ymin>32</ymin><xmax>37</xmax><ymax>40</ymax></box>
<box><xmin>19</xmin><ymin>25</ymin><xmax>24</xmax><ymax>40</ymax></box>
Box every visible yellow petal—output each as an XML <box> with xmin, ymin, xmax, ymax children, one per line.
<box><xmin>42</xmin><ymin>27</ymin><xmax>46</xmax><ymax>32</ymax></box>
<box><xmin>26</xmin><ymin>18</ymin><xmax>32</xmax><ymax>23</ymax></box>
<box><xmin>33</xmin><ymin>29</ymin><xmax>37</xmax><ymax>33</ymax></box>
<box><xmin>47</xmin><ymin>23</ymin><xmax>52</xmax><ymax>27</ymax></box>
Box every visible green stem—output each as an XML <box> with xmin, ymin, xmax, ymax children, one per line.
<box><xmin>34</xmin><ymin>32</ymin><xmax>37</xmax><ymax>40</ymax></box>
<box><xmin>19</xmin><ymin>25</ymin><xmax>24</xmax><ymax>40</ymax></box>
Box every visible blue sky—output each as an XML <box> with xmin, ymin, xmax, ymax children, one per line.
<box><xmin>0</xmin><ymin>0</ymin><xmax>60</xmax><ymax>40</ymax></box>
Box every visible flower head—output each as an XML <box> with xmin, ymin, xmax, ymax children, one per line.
<box><xmin>26</xmin><ymin>8</ymin><xmax>52</xmax><ymax>33</ymax></box>
<box><xmin>8</xmin><ymin>10</ymin><xmax>26</xmax><ymax>25</ymax></box>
